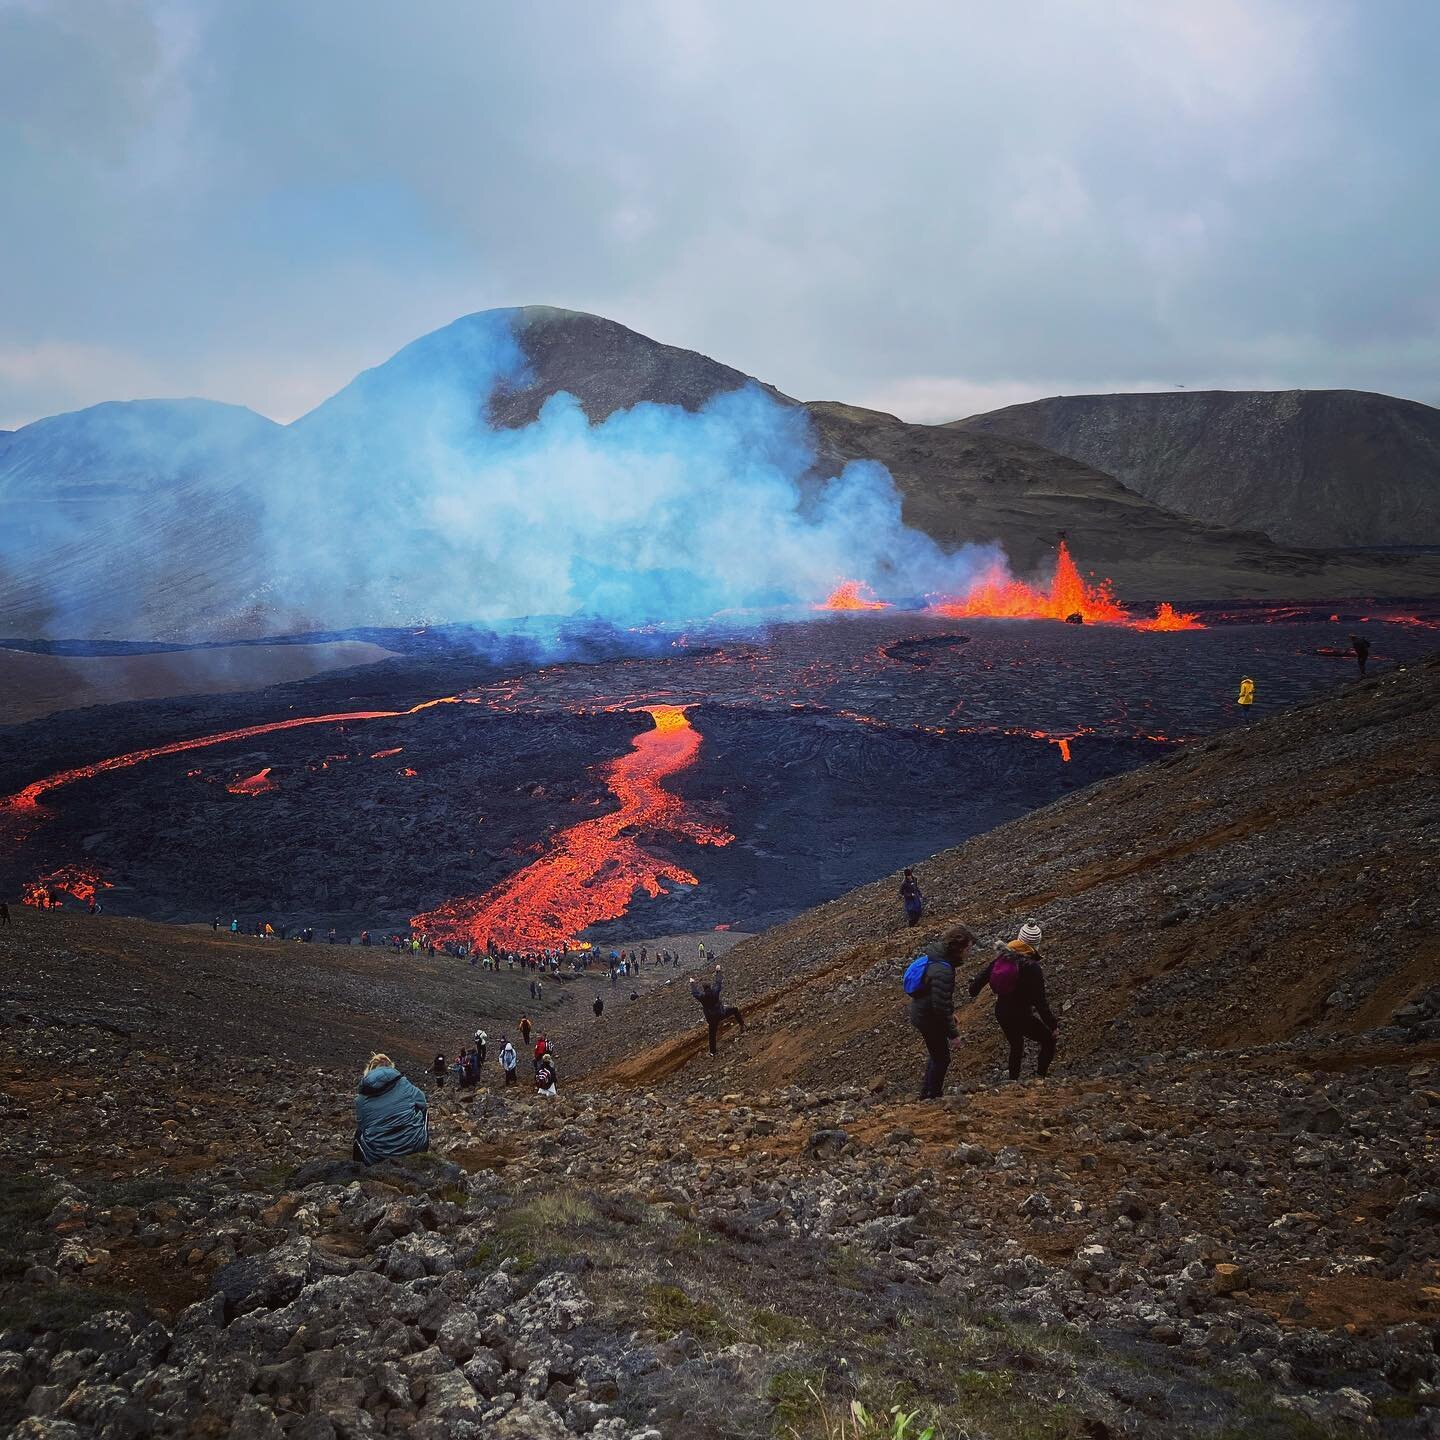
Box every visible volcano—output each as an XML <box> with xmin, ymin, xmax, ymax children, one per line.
<box><xmin>4</xmin><ymin>309</ymin><xmax>1438</xmax><ymax>644</ymax></box>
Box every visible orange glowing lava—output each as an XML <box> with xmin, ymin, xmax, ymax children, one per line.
<box><xmin>227</xmin><ymin>767</ymin><xmax>278</xmax><ymax>796</ymax></box>
<box><xmin>930</xmin><ymin>542</ymin><xmax>1128</xmax><ymax>623</ymax></box>
<box><xmin>818</xmin><ymin>580</ymin><xmax>890</xmax><ymax>611</ymax></box>
<box><xmin>1132</xmin><ymin>602</ymin><xmax>1205</xmax><ymax>632</ymax></box>
<box><xmin>411</xmin><ymin>704</ymin><xmax>732</xmax><ymax>950</ymax></box>
<box><xmin>398</xmin><ymin>766</ymin><xmax>418</xmax><ymax>778</ymax></box>
<box><xmin>22</xmin><ymin>865</ymin><xmax>111</xmax><ymax>908</ymax></box>
<box><xmin>1</xmin><ymin>694</ymin><xmax>461</xmax><ymax>824</ymax></box>
<box><xmin>371</xmin><ymin>747</ymin><xmax>404</xmax><ymax>760</ymax></box>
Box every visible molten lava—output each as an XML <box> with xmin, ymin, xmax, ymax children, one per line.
<box><xmin>411</xmin><ymin>704</ymin><xmax>732</xmax><ymax>950</ymax></box>
<box><xmin>22</xmin><ymin>864</ymin><xmax>111</xmax><ymax>908</ymax></box>
<box><xmin>227</xmin><ymin>767</ymin><xmax>278</xmax><ymax>796</ymax></box>
<box><xmin>930</xmin><ymin>542</ymin><xmax>1128</xmax><ymax>623</ymax></box>
<box><xmin>818</xmin><ymin>580</ymin><xmax>890</xmax><ymax>611</ymax></box>
<box><xmin>371</xmin><ymin>747</ymin><xmax>404</xmax><ymax>760</ymax></box>
<box><xmin>1132</xmin><ymin>602</ymin><xmax>1205</xmax><ymax>632</ymax></box>
<box><xmin>1</xmin><ymin>695</ymin><xmax>462</xmax><ymax>824</ymax></box>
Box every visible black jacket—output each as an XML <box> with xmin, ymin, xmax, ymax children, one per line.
<box><xmin>692</xmin><ymin>971</ymin><xmax>725</xmax><ymax>1020</ymax></box>
<box><xmin>969</xmin><ymin>948</ymin><xmax>1056</xmax><ymax>1027</ymax></box>
<box><xmin>908</xmin><ymin>957</ymin><xmax>958</xmax><ymax>1035</ymax></box>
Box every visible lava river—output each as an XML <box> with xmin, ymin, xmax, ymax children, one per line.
<box><xmin>0</xmin><ymin>694</ymin><xmax>463</xmax><ymax>827</ymax></box>
<box><xmin>410</xmin><ymin>704</ymin><xmax>732</xmax><ymax>951</ymax></box>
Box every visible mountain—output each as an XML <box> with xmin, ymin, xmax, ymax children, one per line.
<box><xmin>491</xmin><ymin>311</ymin><xmax>1440</xmax><ymax>599</ymax></box>
<box><xmin>0</xmin><ymin>399</ymin><xmax>283</xmax><ymax>640</ymax></box>
<box><xmin>3</xmin><ymin>312</ymin><xmax>1438</xmax><ymax>642</ymax></box>
<box><xmin>952</xmin><ymin>388</ymin><xmax>1440</xmax><ymax>549</ymax></box>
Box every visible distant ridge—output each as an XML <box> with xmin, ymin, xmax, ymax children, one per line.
<box><xmin>953</xmin><ymin>388</ymin><xmax>1440</xmax><ymax>548</ymax></box>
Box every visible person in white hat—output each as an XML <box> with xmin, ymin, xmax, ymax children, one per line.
<box><xmin>967</xmin><ymin>919</ymin><xmax>1059</xmax><ymax>1081</ymax></box>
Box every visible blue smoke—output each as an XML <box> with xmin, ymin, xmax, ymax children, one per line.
<box><xmin>0</xmin><ymin>310</ymin><xmax>998</xmax><ymax>643</ymax></box>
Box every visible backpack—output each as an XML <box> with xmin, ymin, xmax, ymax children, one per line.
<box><xmin>902</xmin><ymin>956</ymin><xmax>931</xmax><ymax>996</ymax></box>
<box><xmin>989</xmin><ymin>950</ymin><xmax>1021</xmax><ymax>997</ymax></box>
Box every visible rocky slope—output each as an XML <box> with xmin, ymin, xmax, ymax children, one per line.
<box><xmin>953</xmin><ymin>390</ymin><xmax>1440</xmax><ymax>550</ymax></box>
<box><xmin>575</xmin><ymin>656</ymin><xmax>1440</xmax><ymax>1097</ymax></box>
<box><xmin>2</xmin><ymin>660</ymin><xmax>1438</xmax><ymax>1438</ymax></box>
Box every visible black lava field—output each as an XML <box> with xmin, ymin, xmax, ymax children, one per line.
<box><xmin>1</xmin><ymin>606</ymin><xmax>1434</xmax><ymax>945</ymax></box>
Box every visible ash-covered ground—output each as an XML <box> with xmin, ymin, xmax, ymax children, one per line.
<box><xmin>1</xmin><ymin>608</ymin><xmax>1435</xmax><ymax>942</ymax></box>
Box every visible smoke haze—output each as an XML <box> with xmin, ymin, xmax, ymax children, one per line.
<box><xmin>0</xmin><ymin>309</ymin><xmax>999</xmax><ymax>644</ymax></box>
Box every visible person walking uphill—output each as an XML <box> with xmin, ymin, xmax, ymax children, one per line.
<box><xmin>1351</xmin><ymin>633</ymin><xmax>1371</xmax><ymax>677</ymax></box>
<box><xmin>352</xmin><ymin>1054</ymin><xmax>429</xmax><ymax>1164</ymax></box>
<box><xmin>905</xmin><ymin>924</ymin><xmax>975</xmax><ymax>1099</ymax></box>
<box><xmin>899</xmin><ymin>867</ymin><xmax>925</xmax><ymax>927</ymax></box>
<box><xmin>691</xmin><ymin>964</ymin><xmax>745</xmax><ymax>1057</ymax></box>
<box><xmin>969</xmin><ymin>921</ymin><xmax>1058</xmax><ymax>1081</ymax></box>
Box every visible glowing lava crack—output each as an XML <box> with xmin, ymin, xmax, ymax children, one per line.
<box><xmin>411</xmin><ymin>705</ymin><xmax>732</xmax><ymax>951</ymax></box>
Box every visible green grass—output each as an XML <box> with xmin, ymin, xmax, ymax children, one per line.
<box><xmin>474</xmin><ymin>1191</ymin><xmax>602</xmax><ymax>1274</ymax></box>
<box><xmin>0</xmin><ymin>1282</ymin><xmax>143</xmax><ymax>1336</ymax></box>
<box><xmin>0</xmin><ymin>1174</ymin><xmax>58</xmax><ymax>1278</ymax></box>
<box><xmin>752</xmin><ymin>1307</ymin><xmax>813</xmax><ymax>1345</ymax></box>
<box><xmin>1375</xmin><ymin>1396</ymin><xmax>1417</xmax><ymax>1420</ymax></box>
<box><xmin>645</xmin><ymin>1282</ymin><xmax>739</xmax><ymax>1346</ymax></box>
<box><xmin>769</xmin><ymin>1366</ymin><xmax>832</xmax><ymax>1433</ymax></box>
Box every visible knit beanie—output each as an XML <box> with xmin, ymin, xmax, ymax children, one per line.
<box><xmin>1018</xmin><ymin>920</ymin><xmax>1043</xmax><ymax>947</ymax></box>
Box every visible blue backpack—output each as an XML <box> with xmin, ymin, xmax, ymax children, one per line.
<box><xmin>902</xmin><ymin>956</ymin><xmax>931</xmax><ymax>996</ymax></box>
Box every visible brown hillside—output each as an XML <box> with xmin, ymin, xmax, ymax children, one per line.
<box><xmin>955</xmin><ymin>388</ymin><xmax>1440</xmax><ymax>549</ymax></box>
<box><xmin>577</xmin><ymin>655</ymin><xmax>1440</xmax><ymax>1095</ymax></box>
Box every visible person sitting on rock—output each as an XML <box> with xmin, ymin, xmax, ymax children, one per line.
<box><xmin>353</xmin><ymin>1053</ymin><xmax>428</xmax><ymax>1165</ymax></box>
<box><xmin>499</xmin><ymin>1038</ymin><xmax>518</xmax><ymax>1086</ymax></box>
<box><xmin>691</xmin><ymin>964</ymin><xmax>745</xmax><ymax>1057</ymax></box>
<box><xmin>968</xmin><ymin>920</ymin><xmax>1059</xmax><ymax>1082</ymax></box>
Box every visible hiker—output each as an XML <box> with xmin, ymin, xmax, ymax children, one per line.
<box><xmin>968</xmin><ymin>920</ymin><xmax>1059</xmax><ymax>1082</ymax></box>
<box><xmin>535</xmin><ymin>980</ymin><xmax>543</xmax><ymax>1002</ymax></box>
<box><xmin>899</xmin><ymin>867</ymin><xmax>925</xmax><ymax>927</ymax></box>
<box><xmin>499</xmin><ymin>1038</ymin><xmax>518</xmax><ymax>1086</ymax></box>
<box><xmin>352</xmin><ymin>1053</ymin><xmax>429</xmax><ymax>1164</ymax></box>
<box><xmin>533</xmin><ymin>1034</ymin><xmax>549</xmax><ymax>1068</ymax></box>
<box><xmin>593</xmin><ymin>995</ymin><xmax>604</xmax><ymax>1018</ymax></box>
<box><xmin>431</xmin><ymin>1053</ymin><xmax>447</xmax><ymax>1088</ymax></box>
<box><xmin>211</xmin><ymin>915</ymin><xmax>220</xmax><ymax>931</ymax></box>
<box><xmin>1237</xmin><ymin>677</ymin><xmax>1255</xmax><ymax>707</ymax></box>
<box><xmin>0</xmin><ymin>902</ymin><xmax>9</xmax><ymax>926</ymax></box>
<box><xmin>519</xmin><ymin>1015</ymin><xmax>532</xmax><ymax>1045</ymax></box>
<box><xmin>691</xmin><ymin>964</ymin><xmax>745</xmax><ymax>1057</ymax></box>
<box><xmin>230</xmin><ymin>918</ymin><xmax>239</xmax><ymax>934</ymax></box>
<box><xmin>1350</xmin><ymin>633</ymin><xmax>1371</xmax><ymax>677</ymax></box>
<box><xmin>904</xmin><ymin>924</ymin><xmax>975</xmax><ymax>1100</ymax></box>
<box><xmin>474</xmin><ymin>1029</ymin><xmax>488</xmax><ymax>1065</ymax></box>
<box><xmin>535</xmin><ymin>1051</ymin><xmax>558</xmax><ymax>1097</ymax></box>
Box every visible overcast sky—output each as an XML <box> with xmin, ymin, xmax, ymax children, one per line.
<box><xmin>2</xmin><ymin>0</ymin><xmax>1437</xmax><ymax>430</ymax></box>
